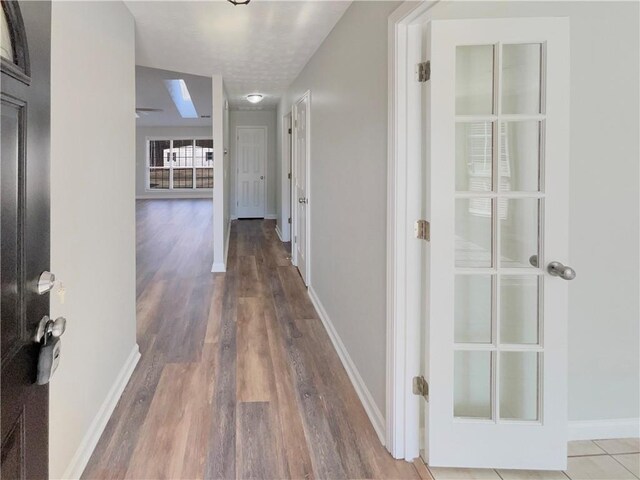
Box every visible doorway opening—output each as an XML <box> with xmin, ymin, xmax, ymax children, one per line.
<box><xmin>279</xmin><ymin>111</ymin><xmax>293</xmax><ymax>250</ymax></box>
<box><xmin>291</xmin><ymin>91</ymin><xmax>311</xmax><ymax>286</ymax></box>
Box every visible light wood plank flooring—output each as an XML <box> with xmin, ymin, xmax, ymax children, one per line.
<box><xmin>82</xmin><ymin>200</ymin><xmax>639</xmax><ymax>480</ymax></box>
<box><xmin>83</xmin><ymin>199</ymin><xmax>418</xmax><ymax>480</ymax></box>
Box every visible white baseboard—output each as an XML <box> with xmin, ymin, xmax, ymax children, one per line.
<box><xmin>223</xmin><ymin>221</ymin><xmax>231</xmax><ymax>267</ymax></box>
<box><xmin>275</xmin><ymin>224</ymin><xmax>284</xmax><ymax>242</ymax></box>
<box><xmin>63</xmin><ymin>344</ymin><xmax>141</xmax><ymax>479</ymax></box>
<box><xmin>307</xmin><ymin>287</ymin><xmax>386</xmax><ymax>445</ymax></box>
<box><xmin>568</xmin><ymin>418</ymin><xmax>640</xmax><ymax>441</ymax></box>
<box><xmin>211</xmin><ymin>262</ymin><xmax>226</xmax><ymax>272</ymax></box>
<box><xmin>211</xmin><ymin>222</ymin><xmax>231</xmax><ymax>273</ymax></box>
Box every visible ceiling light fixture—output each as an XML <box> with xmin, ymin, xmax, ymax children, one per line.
<box><xmin>227</xmin><ymin>0</ymin><xmax>250</xmax><ymax>5</ymax></box>
<box><xmin>246</xmin><ymin>94</ymin><xmax>263</xmax><ymax>104</ymax></box>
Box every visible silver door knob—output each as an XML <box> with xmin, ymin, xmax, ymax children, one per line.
<box><xmin>37</xmin><ymin>271</ymin><xmax>56</xmax><ymax>295</ymax></box>
<box><xmin>298</xmin><ymin>197</ymin><xmax>306</xmax><ymax>204</ymax></box>
<box><xmin>547</xmin><ymin>261</ymin><xmax>576</xmax><ymax>280</ymax></box>
<box><xmin>260</xmin><ymin>176</ymin><xmax>264</xmax><ymax>179</ymax></box>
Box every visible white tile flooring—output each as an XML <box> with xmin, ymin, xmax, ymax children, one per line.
<box><xmin>425</xmin><ymin>438</ymin><xmax>640</xmax><ymax>480</ymax></box>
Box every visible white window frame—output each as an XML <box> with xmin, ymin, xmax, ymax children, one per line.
<box><xmin>145</xmin><ymin>136</ymin><xmax>214</xmax><ymax>192</ymax></box>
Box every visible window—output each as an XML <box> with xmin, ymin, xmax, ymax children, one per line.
<box><xmin>148</xmin><ymin>138</ymin><xmax>213</xmax><ymax>190</ymax></box>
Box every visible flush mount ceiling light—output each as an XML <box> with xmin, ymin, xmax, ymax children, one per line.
<box><xmin>246</xmin><ymin>94</ymin><xmax>263</xmax><ymax>104</ymax></box>
<box><xmin>227</xmin><ymin>0</ymin><xmax>250</xmax><ymax>5</ymax></box>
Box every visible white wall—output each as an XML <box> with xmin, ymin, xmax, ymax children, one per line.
<box><xmin>135</xmin><ymin>126</ymin><xmax>213</xmax><ymax>199</ymax></box>
<box><xmin>277</xmin><ymin>1</ymin><xmax>400</xmax><ymax>415</ymax></box>
<box><xmin>276</xmin><ymin>0</ymin><xmax>639</xmax><ymax>431</ymax></box>
<box><xmin>212</xmin><ymin>75</ymin><xmax>230</xmax><ymax>271</ymax></box>
<box><xmin>230</xmin><ymin>109</ymin><xmax>278</xmax><ymax>218</ymax></box>
<box><xmin>223</xmin><ymin>95</ymin><xmax>230</xmax><ymax>253</ymax></box>
<box><xmin>50</xmin><ymin>2</ymin><xmax>137</xmax><ymax>478</ymax></box>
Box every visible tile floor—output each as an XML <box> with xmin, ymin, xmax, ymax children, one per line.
<box><xmin>425</xmin><ymin>438</ymin><xmax>640</xmax><ymax>480</ymax></box>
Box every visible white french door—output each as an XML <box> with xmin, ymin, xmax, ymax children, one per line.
<box><xmin>236</xmin><ymin>127</ymin><xmax>266</xmax><ymax>218</ymax></box>
<box><xmin>293</xmin><ymin>92</ymin><xmax>310</xmax><ymax>285</ymax></box>
<box><xmin>423</xmin><ymin>18</ymin><xmax>570</xmax><ymax>470</ymax></box>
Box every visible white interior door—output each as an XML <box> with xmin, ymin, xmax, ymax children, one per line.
<box><xmin>423</xmin><ymin>18</ymin><xmax>570</xmax><ymax>470</ymax></box>
<box><xmin>293</xmin><ymin>92</ymin><xmax>310</xmax><ymax>284</ymax></box>
<box><xmin>236</xmin><ymin>127</ymin><xmax>266</xmax><ymax>218</ymax></box>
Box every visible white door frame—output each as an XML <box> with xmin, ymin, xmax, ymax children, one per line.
<box><xmin>235</xmin><ymin>125</ymin><xmax>267</xmax><ymax>219</ymax></box>
<box><xmin>291</xmin><ymin>90</ymin><xmax>311</xmax><ymax>284</ymax></box>
<box><xmin>386</xmin><ymin>0</ymin><xmax>440</xmax><ymax>461</ymax></box>
<box><xmin>280</xmin><ymin>112</ymin><xmax>293</xmax><ymax>242</ymax></box>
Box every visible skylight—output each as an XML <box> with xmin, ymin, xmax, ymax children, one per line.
<box><xmin>163</xmin><ymin>79</ymin><xmax>198</xmax><ymax>119</ymax></box>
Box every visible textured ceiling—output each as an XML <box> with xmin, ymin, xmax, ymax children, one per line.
<box><xmin>136</xmin><ymin>66</ymin><xmax>212</xmax><ymax>127</ymax></box>
<box><xmin>124</xmin><ymin>1</ymin><xmax>352</xmax><ymax>108</ymax></box>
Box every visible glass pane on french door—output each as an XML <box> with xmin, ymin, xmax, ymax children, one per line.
<box><xmin>454</xmin><ymin>41</ymin><xmax>544</xmax><ymax>423</ymax></box>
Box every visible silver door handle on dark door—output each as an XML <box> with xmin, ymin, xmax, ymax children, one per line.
<box><xmin>547</xmin><ymin>261</ymin><xmax>576</xmax><ymax>280</ymax></box>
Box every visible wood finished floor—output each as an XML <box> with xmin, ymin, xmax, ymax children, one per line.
<box><xmin>83</xmin><ymin>199</ymin><xmax>419</xmax><ymax>480</ymax></box>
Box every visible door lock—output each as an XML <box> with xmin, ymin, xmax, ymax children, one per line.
<box><xmin>34</xmin><ymin>315</ymin><xmax>66</xmax><ymax>343</ymax></box>
<box><xmin>37</xmin><ymin>271</ymin><xmax>56</xmax><ymax>295</ymax></box>
<box><xmin>34</xmin><ymin>315</ymin><xmax>66</xmax><ymax>385</ymax></box>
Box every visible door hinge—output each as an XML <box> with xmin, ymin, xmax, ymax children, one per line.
<box><xmin>417</xmin><ymin>61</ymin><xmax>431</xmax><ymax>82</ymax></box>
<box><xmin>288</xmin><ymin>172</ymin><xmax>291</xmax><ymax>179</ymax></box>
<box><xmin>413</xmin><ymin>376</ymin><xmax>429</xmax><ymax>400</ymax></box>
<box><xmin>288</xmin><ymin>128</ymin><xmax>292</xmax><ymax>135</ymax></box>
<box><xmin>288</xmin><ymin>217</ymin><xmax>291</xmax><ymax>224</ymax></box>
<box><xmin>294</xmin><ymin>235</ymin><xmax>297</xmax><ymax>243</ymax></box>
<box><xmin>415</xmin><ymin>219</ymin><xmax>430</xmax><ymax>241</ymax></box>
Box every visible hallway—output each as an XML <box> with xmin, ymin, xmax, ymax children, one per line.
<box><xmin>83</xmin><ymin>199</ymin><xmax>419</xmax><ymax>479</ymax></box>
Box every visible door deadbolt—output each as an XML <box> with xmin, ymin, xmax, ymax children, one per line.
<box><xmin>37</xmin><ymin>271</ymin><xmax>56</xmax><ymax>295</ymax></box>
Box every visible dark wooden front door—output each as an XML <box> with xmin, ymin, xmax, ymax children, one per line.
<box><xmin>1</xmin><ymin>1</ymin><xmax>51</xmax><ymax>478</ymax></box>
